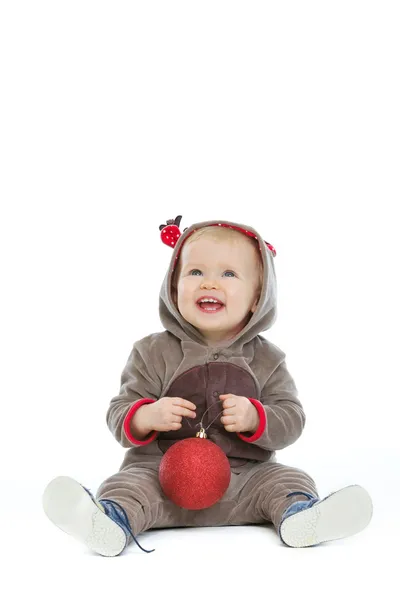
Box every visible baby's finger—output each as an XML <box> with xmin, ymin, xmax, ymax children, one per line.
<box><xmin>170</xmin><ymin>422</ymin><xmax>182</xmax><ymax>430</ymax></box>
<box><xmin>173</xmin><ymin>398</ymin><xmax>197</xmax><ymax>411</ymax></box>
<box><xmin>221</xmin><ymin>399</ymin><xmax>236</xmax><ymax>409</ymax></box>
<box><xmin>172</xmin><ymin>406</ymin><xmax>197</xmax><ymax>419</ymax></box>
<box><xmin>221</xmin><ymin>415</ymin><xmax>236</xmax><ymax>425</ymax></box>
<box><xmin>171</xmin><ymin>414</ymin><xmax>182</xmax><ymax>423</ymax></box>
<box><xmin>224</xmin><ymin>423</ymin><xmax>237</xmax><ymax>432</ymax></box>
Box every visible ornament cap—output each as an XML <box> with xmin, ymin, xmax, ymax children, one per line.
<box><xmin>196</xmin><ymin>428</ymin><xmax>208</xmax><ymax>439</ymax></box>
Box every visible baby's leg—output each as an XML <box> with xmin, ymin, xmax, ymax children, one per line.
<box><xmin>95</xmin><ymin>462</ymin><xmax>187</xmax><ymax>540</ymax></box>
<box><xmin>223</xmin><ymin>461</ymin><xmax>372</xmax><ymax>546</ymax></box>
<box><xmin>225</xmin><ymin>461</ymin><xmax>319</xmax><ymax>532</ymax></box>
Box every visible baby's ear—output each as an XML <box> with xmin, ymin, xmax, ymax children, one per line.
<box><xmin>250</xmin><ymin>294</ymin><xmax>260</xmax><ymax>313</ymax></box>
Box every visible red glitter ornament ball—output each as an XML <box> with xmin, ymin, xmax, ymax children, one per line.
<box><xmin>159</xmin><ymin>435</ymin><xmax>231</xmax><ymax>510</ymax></box>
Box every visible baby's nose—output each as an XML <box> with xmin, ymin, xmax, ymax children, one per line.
<box><xmin>201</xmin><ymin>281</ymin><xmax>218</xmax><ymax>288</ymax></box>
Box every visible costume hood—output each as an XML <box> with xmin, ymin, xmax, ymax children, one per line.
<box><xmin>159</xmin><ymin>218</ymin><xmax>277</xmax><ymax>349</ymax></box>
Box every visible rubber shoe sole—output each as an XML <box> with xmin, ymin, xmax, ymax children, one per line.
<box><xmin>279</xmin><ymin>484</ymin><xmax>373</xmax><ymax>547</ymax></box>
<box><xmin>42</xmin><ymin>475</ymin><xmax>127</xmax><ymax>557</ymax></box>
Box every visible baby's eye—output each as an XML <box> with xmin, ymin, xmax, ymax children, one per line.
<box><xmin>188</xmin><ymin>269</ymin><xmax>236</xmax><ymax>277</ymax></box>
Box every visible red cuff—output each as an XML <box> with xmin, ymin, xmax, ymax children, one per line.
<box><xmin>123</xmin><ymin>398</ymin><xmax>159</xmax><ymax>446</ymax></box>
<box><xmin>237</xmin><ymin>398</ymin><xmax>267</xmax><ymax>443</ymax></box>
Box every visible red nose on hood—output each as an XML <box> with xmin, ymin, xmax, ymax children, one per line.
<box><xmin>196</xmin><ymin>295</ymin><xmax>225</xmax><ymax>305</ymax></box>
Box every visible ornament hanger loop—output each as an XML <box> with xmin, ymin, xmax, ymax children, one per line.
<box><xmin>185</xmin><ymin>404</ymin><xmax>224</xmax><ymax>433</ymax></box>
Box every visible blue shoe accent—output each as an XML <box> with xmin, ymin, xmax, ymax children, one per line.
<box><xmin>83</xmin><ymin>486</ymin><xmax>155</xmax><ymax>554</ymax></box>
<box><xmin>279</xmin><ymin>491</ymin><xmax>320</xmax><ymax>545</ymax></box>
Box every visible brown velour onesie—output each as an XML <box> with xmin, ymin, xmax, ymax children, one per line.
<box><xmin>96</xmin><ymin>219</ymin><xmax>319</xmax><ymax>541</ymax></box>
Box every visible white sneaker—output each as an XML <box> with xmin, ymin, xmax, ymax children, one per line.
<box><xmin>42</xmin><ymin>476</ymin><xmax>152</xmax><ymax>557</ymax></box>
<box><xmin>279</xmin><ymin>484</ymin><xmax>373</xmax><ymax>547</ymax></box>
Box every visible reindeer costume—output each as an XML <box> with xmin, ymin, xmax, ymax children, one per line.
<box><xmin>43</xmin><ymin>216</ymin><xmax>372</xmax><ymax>554</ymax></box>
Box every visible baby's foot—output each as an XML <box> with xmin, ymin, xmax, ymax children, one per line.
<box><xmin>42</xmin><ymin>475</ymin><xmax>128</xmax><ymax>557</ymax></box>
<box><xmin>279</xmin><ymin>484</ymin><xmax>373</xmax><ymax>547</ymax></box>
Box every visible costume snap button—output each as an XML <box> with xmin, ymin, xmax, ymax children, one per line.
<box><xmin>213</xmin><ymin>391</ymin><xmax>218</xmax><ymax>397</ymax></box>
<box><xmin>213</xmin><ymin>353</ymin><xmax>219</xmax><ymax>360</ymax></box>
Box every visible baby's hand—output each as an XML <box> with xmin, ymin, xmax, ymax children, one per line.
<box><xmin>143</xmin><ymin>396</ymin><xmax>197</xmax><ymax>432</ymax></box>
<box><xmin>219</xmin><ymin>394</ymin><xmax>259</xmax><ymax>433</ymax></box>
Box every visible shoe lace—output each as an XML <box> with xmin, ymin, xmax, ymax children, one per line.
<box><xmin>100</xmin><ymin>499</ymin><xmax>155</xmax><ymax>554</ymax></box>
<box><xmin>83</xmin><ymin>486</ymin><xmax>154</xmax><ymax>554</ymax></box>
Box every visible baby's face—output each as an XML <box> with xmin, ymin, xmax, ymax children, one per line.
<box><xmin>175</xmin><ymin>236</ymin><xmax>261</xmax><ymax>344</ymax></box>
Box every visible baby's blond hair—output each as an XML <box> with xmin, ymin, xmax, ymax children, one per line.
<box><xmin>172</xmin><ymin>225</ymin><xmax>264</xmax><ymax>293</ymax></box>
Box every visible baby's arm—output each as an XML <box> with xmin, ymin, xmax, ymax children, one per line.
<box><xmin>106</xmin><ymin>340</ymin><xmax>162</xmax><ymax>448</ymax></box>
<box><xmin>237</xmin><ymin>360</ymin><xmax>306</xmax><ymax>451</ymax></box>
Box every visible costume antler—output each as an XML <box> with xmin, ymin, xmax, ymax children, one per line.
<box><xmin>159</xmin><ymin>215</ymin><xmax>183</xmax><ymax>248</ymax></box>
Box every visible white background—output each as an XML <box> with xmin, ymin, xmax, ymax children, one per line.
<box><xmin>1</xmin><ymin>1</ymin><xmax>398</xmax><ymax>598</ymax></box>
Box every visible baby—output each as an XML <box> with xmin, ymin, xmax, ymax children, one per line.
<box><xmin>42</xmin><ymin>217</ymin><xmax>373</xmax><ymax>556</ymax></box>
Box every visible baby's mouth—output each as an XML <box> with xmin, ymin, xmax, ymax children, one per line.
<box><xmin>196</xmin><ymin>300</ymin><xmax>225</xmax><ymax>313</ymax></box>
